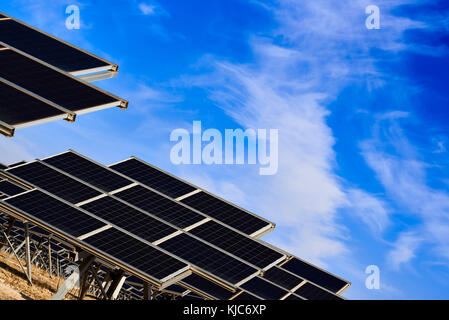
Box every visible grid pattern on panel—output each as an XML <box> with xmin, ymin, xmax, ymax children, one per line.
<box><xmin>0</xmin><ymin>50</ymin><xmax>118</xmax><ymax>112</ymax></box>
<box><xmin>262</xmin><ymin>266</ymin><xmax>304</xmax><ymax>291</ymax></box>
<box><xmin>4</xmin><ymin>190</ymin><xmax>105</xmax><ymax>238</ymax></box>
<box><xmin>0</xmin><ymin>19</ymin><xmax>109</xmax><ymax>73</ymax></box>
<box><xmin>181</xmin><ymin>192</ymin><xmax>270</xmax><ymax>236</ymax></box>
<box><xmin>281</xmin><ymin>258</ymin><xmax>347</xmax><ymax>293</ymax></box>
<box><xmin>294</xmin><ymin>282</ymin><xmax>342</xmax><ymax>300</ymax></box>
<box><xmin>188</xmin><ymin>221</ymin><xmax>283</xmax><ymax>269</ymax></box>
<box><xmin>0</xmin><ymin>81</ymin><xmax>64</xmax><ymax>126</ymax></box>
<box><xmin>284</xmin><ymin>294</ymin><xmax>303</xmax><ymax>300</ymax></box>
<box><xmin>114</xmin><ymin>185</ymin><xmax>204</xmax><ymax>229</ymax></box>
<box><xmin>80</xmin><ymin>196</ymin><xmax>177</xmax><ymax>243</ymax></box>
<box><xmin>233</xmin><ymin>292</ymin><xmax>261</xmax><ymax>300</ymax></box>
<box><xmin>0</xmin><ymin>180</ymin><xmax>26</xmax><ymax>196</ymax></box>
<box><xmin>7</xmin><ymin>162</ymin><xmax>102</xmax><ymax>204</ymax></box>
<box><xmin>110</xmin><ymin>159</ymin><xmax>196</xmax><ymax>199</ymax></box>
<box><xmin>158</xmin><ymin>233</ymin><xmax>258</xmax><ymax>286</ymax></box>
<box><xmin>82</xmin><ymin>227</ymin><xmax>188</xmax><ymax>281</ymax></box>
<box><xmin>44</xmin><ymin>152</ymin><xmax>132</xmax><ymax>192</ymax></box>
<box><xmin>180</xmin><ymin>273</ymin><xmax>235</xmax><ymax>300</ymax></box>
<box><xmin>240</xmin><ymin>276</ymin><xmax>288</xmax><ymax>300</ymax></box>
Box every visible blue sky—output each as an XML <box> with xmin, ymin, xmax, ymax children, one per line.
<box><xmin>1</xmin><ymin>0</ymin><xmax>449</xmax><ymax>299</ymax></box>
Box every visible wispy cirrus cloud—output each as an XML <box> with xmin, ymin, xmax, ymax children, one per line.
<box><xmin>179</xmin><ymin>0</ymin><xmax>433</xmax><ymax>266</ymax></box>
<box><xmin>361</xmin><ymin>112</ymin><xmax>449</xmax><ymax>269</ymax></box>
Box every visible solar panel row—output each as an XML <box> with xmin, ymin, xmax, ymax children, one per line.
<box><xmin>1</xmin><ymin>189</ymin><xmax>190</xmax><ymax>286</ymax></box>
<box><xmin>110</xmin><ymin>157</ymin><xmax>274</xmax><ymax>237</ymax></box>
<box><xmin>0</xmin><ymin>12</ymin><xmax>126</xmax><ymax>136</ymax></box>
<box><xmin>0</xmin><ymin>12</ymin><xmax>115</xmax><ymax>75</ymax></box>
<box><xmin>0</xmin><ymin>151</ymin><xmax>351</xmax><ymax>299</ymax></box>
<box><xmin>2</xmin><ymin>158</ymin><xmax>283</xmax><ymax>287</ymax></box>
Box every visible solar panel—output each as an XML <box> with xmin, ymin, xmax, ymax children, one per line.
<box><xmin>294</xmin><ymin>282</ymin><xmax>343</xmax><ymax>300</ymax></box>
<box><xmin>44</xmin><ymin>151</ymin><xmax>133</xmax><ymax>193</ymax></box>
<box><xmin>179</xmin><ymin>273</ymin><xmax>235</xmax><ymax>300</ymax></box>
<box><xmin>262</xmin><ymin>266</ymin><xmax>304</xmax><ymax>291</ymax></box>
<box><xmin>3</xmin><ymin>190</ymin><xmax>105</xmax><ymax>238</ymax></box>
<box><xmin>232</xmin><ymin>291</ymin><xmax>261</xmax><ymax>300</ymax></box>
<box><xmin>280</xmin><ymin>258</ymin><xmax>348</xmax><ymax>293</ymax></box>
<box><xmin>0</xmin><ymin>12</ymin><xmax>116</xmax><ymax>75</ymax></box>
<box><xmin>158</xmin><ymin>233</ymin><xmax>258</xmax><ymax>286</ymax></box>
<box><xmin>0</xmin><ymin>180</ymin><xmax>26</xmax><ymax>196</ymax></box>
<box><xmin>0</xmin><ymin>47</ymin><xmax>125</xmax><ymax>113</ymax></box>
<box><xmin>239</xmin><ymin>276</ymin><xmax>289</xmax><ymax>300</ymax></box>
<box><xmin>110</xmin><ymin>158</ymin><xmax>196</xmax><ymax>198</ymax></box>
<box><xmin>110</xmin><ymin>158</ymin><xmax>273</xmax><ymax>237</ymax></box>
<box><xmin>284</xmin><ymin>293</ymin><xmax>304</xmax><ymax>300</ymax></box>
<box><xmin>82</xmin><ymin>227</ymin><xmax>189</xmax><ymax>282</ymax></box>
<box><xmin>80</xmin><ymin>196</ymin><xmax>177</xmax><ymax>243</ymax></box>
<box><xmin>7</xmin><ymin>161</ymin><xmax>102</xmax><ymax>204</ymax></box>
<box><xmin>1</xmin><ymin>190</ymin><xmax>190</xmax><ymax>286</ymax></box>
<box><xmin>0</xmin><ymin>163</ymin><xmax>6</xmax><ymax>170</ymax></box>
<box><xmin>188</xmin><ymin>220</ymin><xmax>284</xmax><ymax>269</ymax></box>
<box><xmin>0</xmin><ymin>80</ymin><xmax>67</xmax><ymax>136</ymax></box>
<box><xmin>181</xmin><ymin>192</ymin><xmax>271</xmax><ymax>236</ymax></box>
<box><xmin>114</xmin><ymin>185</ymin><xmax>204</xmax><ymax>229</ymax></box>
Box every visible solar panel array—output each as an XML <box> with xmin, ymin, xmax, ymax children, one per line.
<box><xmin>0</xmin><ymin>12</ymin><xmax>127</xmax><ymax>137</ymax></box>
<box><xmin>0</xmin><ymin>150</ymin><xmax>350</xmax><ymax>299</ymax></box>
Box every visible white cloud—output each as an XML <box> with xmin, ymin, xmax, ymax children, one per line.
<box><xmin>361</xmin><ymin>114</ymin><xmax>449</xmax><ymax>268</ymax></box>
<box><xmin>179</xmin><ymin>0</ymin><xmax>428</xmax><ymax>265</ymax></box>
<box><xmin>387</xmin><ymin>231</ymin><xmax>423</xmax><ymax>270</ymax></box>
<box><xmin>139</xmin><ymin>3</ymin><xmax>156</xmax><ymax>15</ymax></box>
<box><xmin>346</xmin><ymin>189</ymin><xmax>390</xmax><ymax>235</ymax></box>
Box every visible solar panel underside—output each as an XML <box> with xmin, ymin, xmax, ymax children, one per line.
<box><xmin>280</xmin><ymin>258</ymin><xmax>348</xmax><ymax>293</ymax></box>
<box><xmin>0</xmin><ymin>80</ymin><xmax>65</xmax><ymax>126</ymax></box>
<box><xmin>7</xmin><ymin>162</ymin><xmax>102</xmax><ymax>204</ymax></box>
<box><xmin>1</xmin><ymin>190</ymin><xmax>189</xmax><ymax>284</ymax></box>
<box><xmin>0</xmin><ymin>16</ymin><xmax>112</xmax><ymax>73</ymax></box>
<box><xmin>110</xmin><ymin>158</ymin><xmax>272</xmax><ymax>236</ymax></box>
<box><xmin>158</xmin><ymin>233</ymin><xmax>258</xmax><ymax>286</ymax></box>
<box><xmin>0</xmin><ymin>49</ymin><xmax>121</xmax><ymax>113</ymax></box>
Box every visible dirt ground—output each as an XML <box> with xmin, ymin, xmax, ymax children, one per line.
<box><xmin>0</xmin><ymin>250</ymin><xmax>78</xmax><ymax>300</ymax></box>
